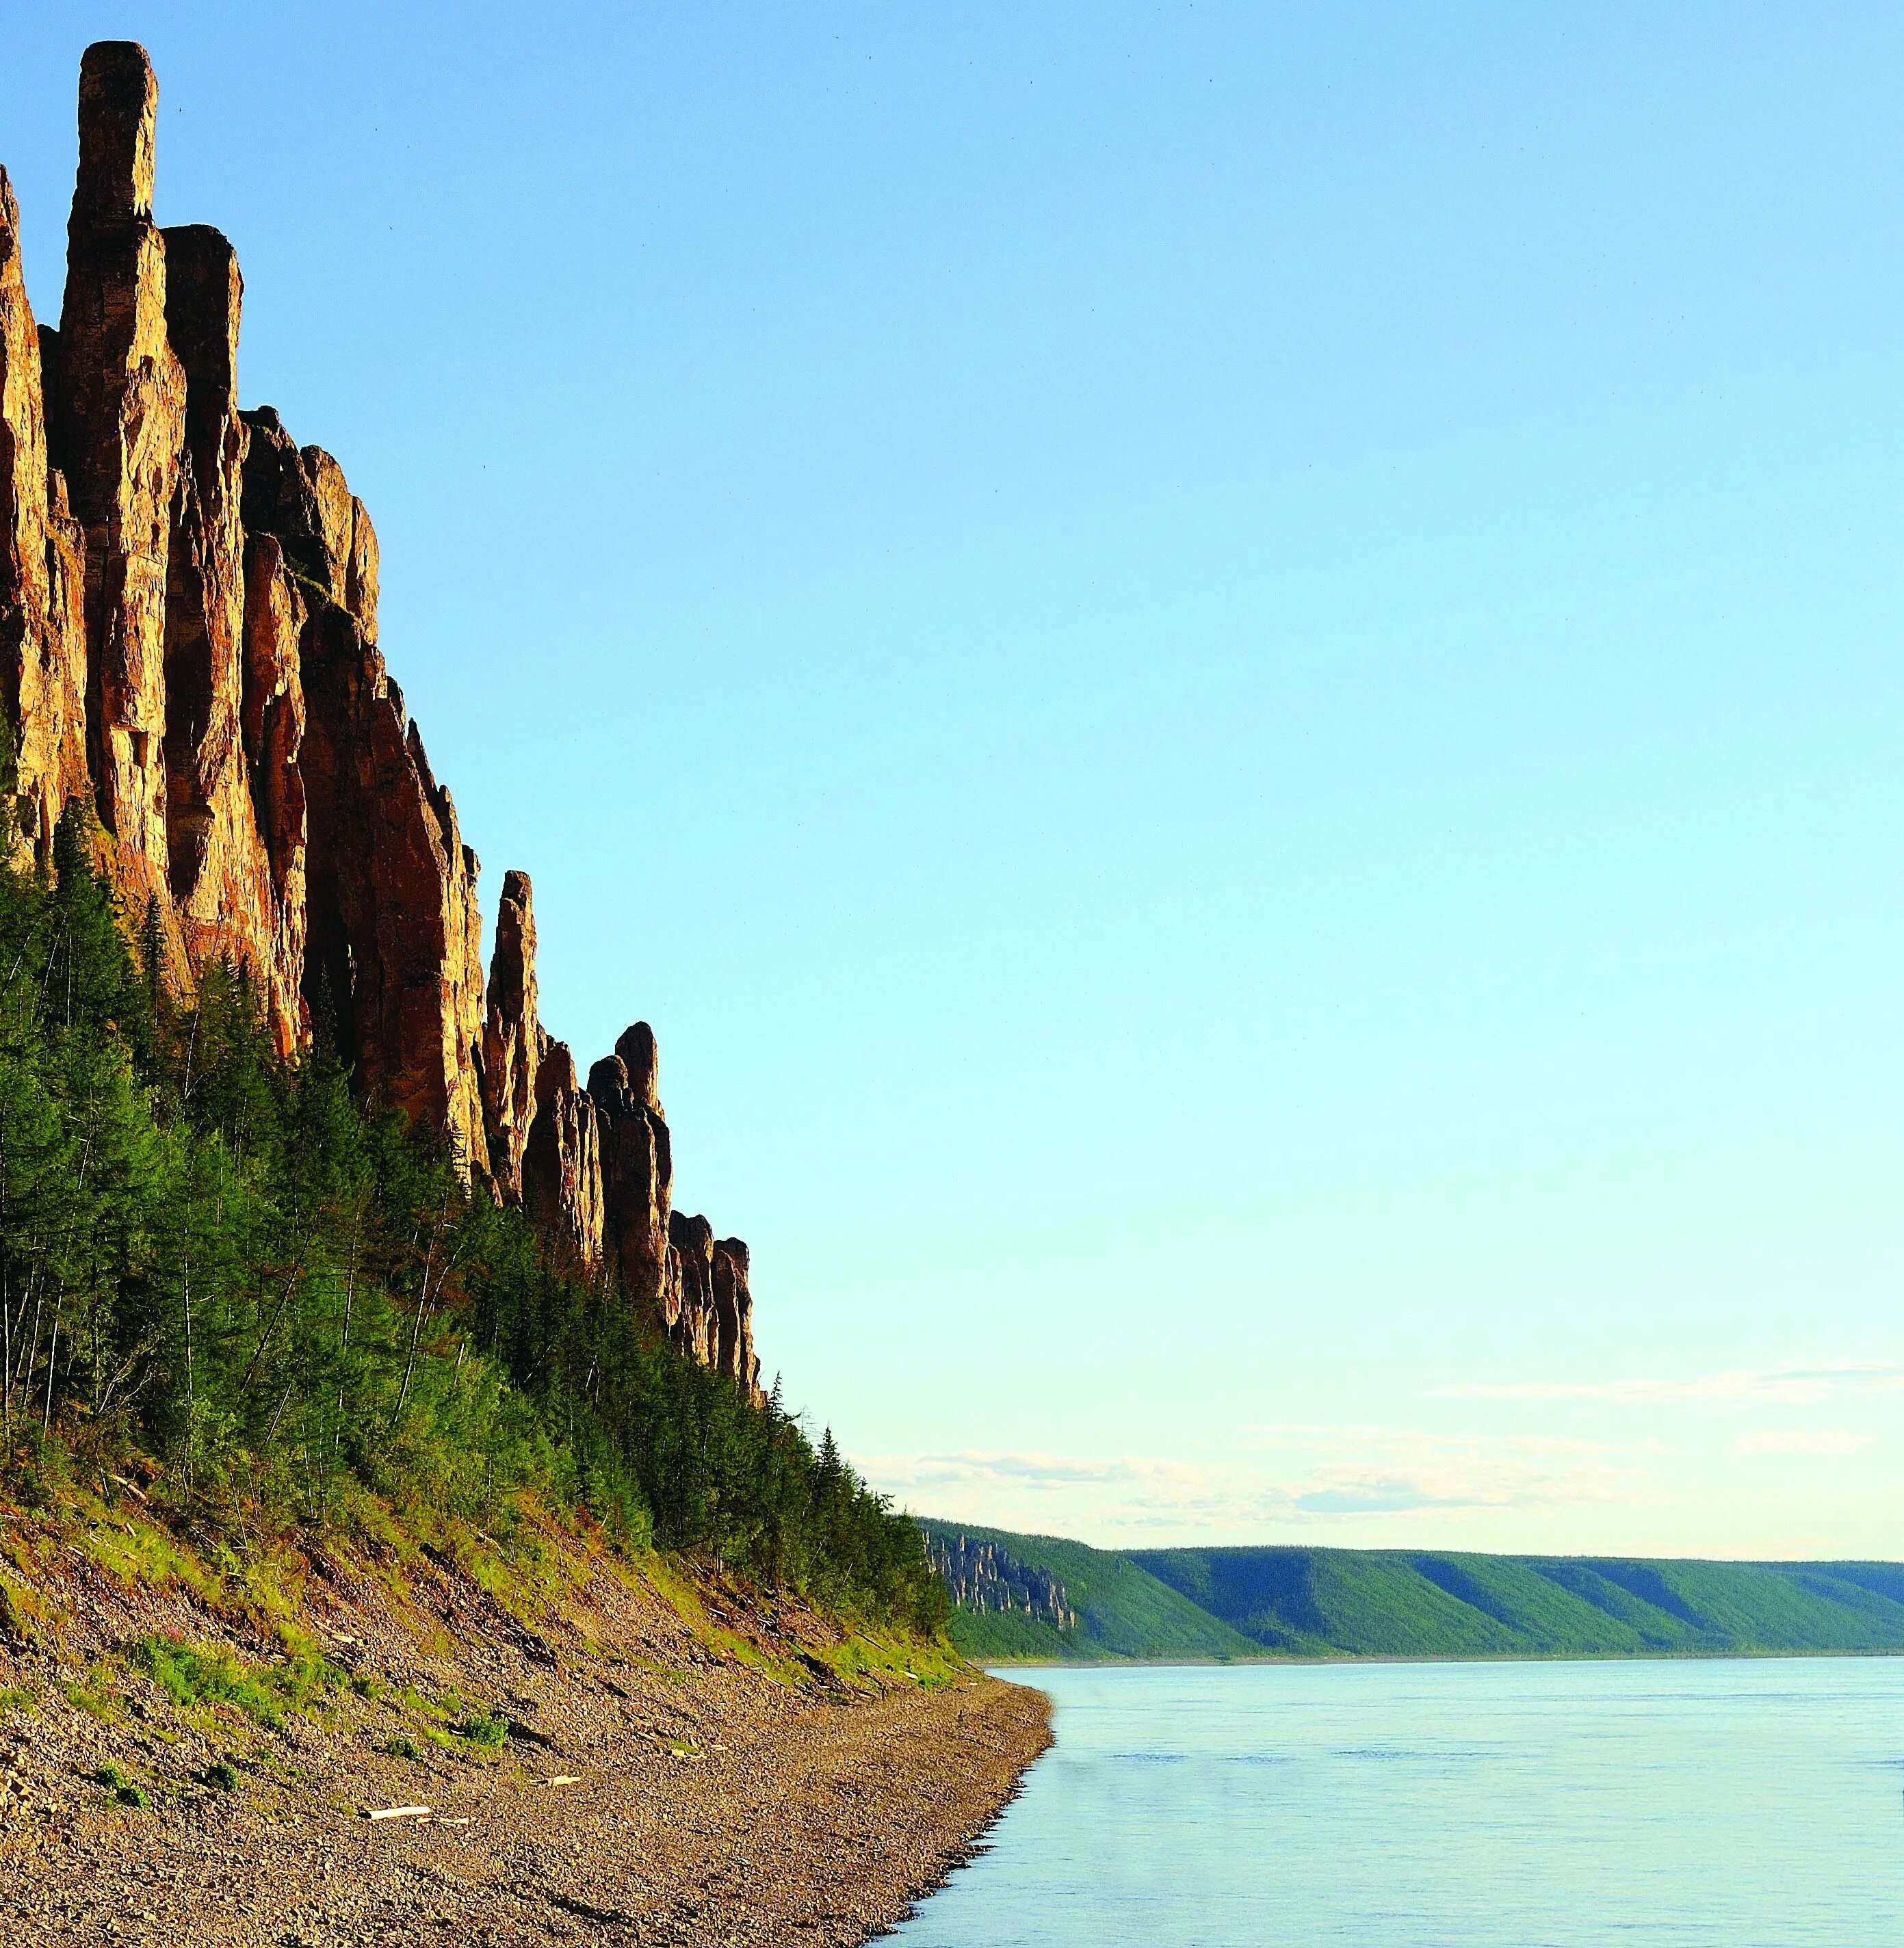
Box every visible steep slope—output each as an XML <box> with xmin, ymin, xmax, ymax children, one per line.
<box><xmin>0</xmin><ymin>1480</ymin><xmax>1046</xmax><ymax>1947</ymax></box>
<box><xmin>917</xmin><ymin>1521</ymin><xmax>1260</xmax><ymax>1661</ymax></box>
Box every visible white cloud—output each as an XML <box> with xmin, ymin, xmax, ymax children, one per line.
<box><xmin>1732</xmin><ymin>1429</ymin><xmax>1871</xmax><ymax>1457</ymax></box>
<box><xmin>1444</xmin><ymin>1360</ymin><xmax>1904</xmax><ymax>1408</ymax></box>
<box><xmin>860</xmin><ymin>1429</ymin><xmax>1638</xmax><ymax>1541</ymax></box>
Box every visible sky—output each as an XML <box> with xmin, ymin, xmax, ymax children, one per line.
<box><xmin>4</xmin><ymin>1</ymin><xmax>1904</xmax><ymax>1557</ymax></box>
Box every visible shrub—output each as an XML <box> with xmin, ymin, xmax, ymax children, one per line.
<box><xmin>453</xmin><ymin>1711</ymin><xmax>508</xmax><ymax>1749</ymax></box>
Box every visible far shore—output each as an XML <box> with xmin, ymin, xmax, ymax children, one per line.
<box><xmin>986</xmin><ymin>1646</ymin><xmax>1904</xmax><ymax>1669</ymax></box>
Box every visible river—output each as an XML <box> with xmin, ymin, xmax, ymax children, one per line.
<box><xmin>891</xmin><ymin>1657</ymin><xmax>1904</xmax><ymax>1945</ymax></box>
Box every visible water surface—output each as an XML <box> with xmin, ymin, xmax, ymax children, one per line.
<box><xmin>893</xmin><ymin>1658</ymin><xmax>1904</xmax><ymax>1945</ymax></box>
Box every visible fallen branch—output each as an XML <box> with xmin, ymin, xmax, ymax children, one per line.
<box><xmin>363</xmin><ymin>1805</ymin><xmax>431</xmax><ymax>1821</ymax></box>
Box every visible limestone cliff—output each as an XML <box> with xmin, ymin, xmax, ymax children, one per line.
<box><xmin>0</xmin><ymin>42</ymin><xmax>765</xmax><ymax>1401</ymax></box>
<box><xmin>926</xmin><ymin>1534</ymin><xmax>1078</xmax><ymax>1634</ymax></box>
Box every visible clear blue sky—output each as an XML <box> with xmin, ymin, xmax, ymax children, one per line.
<box><xmin>5</xmin><ymin>2</ymin><xmax>1903</xmax><ymax>1555</ymax></box>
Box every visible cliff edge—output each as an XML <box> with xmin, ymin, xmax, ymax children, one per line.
<box><xmin>0</xmin><ymin>43</ymin><xmax>758</xmax><ymax>1398</ymax></box>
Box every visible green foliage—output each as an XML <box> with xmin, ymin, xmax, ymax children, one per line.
<box><xmin>924</xmin><ymin>1523</ymin><xmax>1904</xmax><ymax>1661</ymax></box>
<box><xmin>0</xmin><ymin>826</ymin><xmax>937</xmax><ymax>1629</ymax></box>
<box><xmin>452</xmin><ymin>1710</ymin><xmax>508</xmax><ymax>1748</ymax></box>
<box><xmin>381</xmin><ymin>1735</ymin><xmax>420</xmax><ymax>1759</ymax></box>
<box><xmin>91</xmin><ymin>1762</ymin><xmax>127</xmax><ymax>1789</ymax></box>
<box><xmin>917</xmin><ymin>1519</ymin><xmax>1258</xmax><ymax>1662</ymax></box>
<box><xmin>203</xmin><ymin>1760</ymin><xmax>239</xmax><ymax>1791</ymax></box>
<box><xmin>1128</xmin><ymin>1547</ymin><xmax>1904</xmax><ymax>1657</ymax></box>
<box><xmin>131</xmin><ymin>1635</ymin><xmax>341</xmax><ymax>1726</ymax></box>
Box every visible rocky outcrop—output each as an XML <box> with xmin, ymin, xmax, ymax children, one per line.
<box><xmin>481</xmin><ymin>870</ymin><xmax>540</xmax><ymax>1202</ymax></box>
<box><xmin>162</xmin><ymin>224</ymin><xmax>301</xmax><ymax>1046</ymax></box>
<box><xmin>0</xmin><ymin>168</ymin><xmax>89</xmax><ymax>854</ymax></box>
<box><xmin>0</xmin><ymin>42</ymin><xmax>768</xmax><ymax>1392</ymax></box>
<box><xmin>522</xmin><ymin>1040</ymin><xmax>604</xmax><ymax>1273</ymax></box>
<box><xmin>55</xmin><ymin>42</ymin><xmax>185</xmax><ymax>914</ymax></box>
<box><xmin>296</xmin><ymin>599</ymin><xmax>490</xmax><ymax>1180</ymax></box>
<box><xmin>712</xmin><ymin>1237</ymin><xmax>761</xmax><ymax>1399</ymax></box>
<box><xmin>925</xmin><ymin>1534</ymin><xmax>1077</xmax><ymax>1633</ymax></box>
<box><xmin>590</xmin><ymin>1027</ymin><xmax>674</xmax><ymax>1312</ymax></box>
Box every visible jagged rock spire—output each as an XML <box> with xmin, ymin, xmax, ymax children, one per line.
<box><xmin>0</xmin><ymin>44</ymin><xmax>765</xmax><ymax>1390</ymax></box>
<box><xmin>482</xmin><ymin>869</ymin><xmax>540</xmax><ymax>1200</ymax></box>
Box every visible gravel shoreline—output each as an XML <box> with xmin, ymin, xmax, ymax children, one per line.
<box><xmin>4</xmin><ymin>1670</ymin><xmax>1050</xmax><ymax>1946</ymax></box>
<box><xmin>0</xmin><ymin>1519</ymin><xmax>1053</xmax><ymax>1946</ymax></box>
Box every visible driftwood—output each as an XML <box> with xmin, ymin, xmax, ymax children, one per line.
<box><xmin>363</xmin><ymin>1805</ymin><xmax>431</xmax><ymax>1821</ymax></box>
<box><xmin>541</xmin><ymin>1774</ymin><xmax>582</xmax><ymax>1787</ymax></box>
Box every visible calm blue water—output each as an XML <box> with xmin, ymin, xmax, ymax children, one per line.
<box><xmin>892</xmin><ymin>1659</ymin><xmax>1904</xmax><ymax>1946</ymax></box>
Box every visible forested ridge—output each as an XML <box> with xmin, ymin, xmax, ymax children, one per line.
<box><xmin>0</xmin><ymin>756</ymin><xmax>942</xmax><ymax>1632</ymax></box>
<box><xmin>928</xmin><ymin>1520</ymin><xmax>1904</xmax><ymax>1661</ymax></box>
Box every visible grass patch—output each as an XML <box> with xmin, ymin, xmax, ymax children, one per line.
<box><xmin>91</xmin><ymin>1763</ymin><xmax>145</xmax><ymax>1806</ymax></box>
<box><xmin>131</xmin><ymin>1635</ymin><xmax>344</xmax><ymax>1728</ymax></box>
<box><xmin>0</xmin><ymin>1684</ymin><xmax>36</xmax><ymax>1717</ymax></box>
<box><xmin>203</xmin><ymin>1760</ymin><xmax>239</xmax><ymax>1791</ymax></box>
<box><xmin>63</xmin><ymin>1666</ymin><xmax>127</xmax><ymax>1722</ymax></box>
<box><xmin>381</xmin><ymin>1735</ymin><xmax>420</xmax><ymax>1760</ymax></box>
<box><xmin>453</xmin><ymin>1711</ymin><xmax>508</xmax><ymax>1749</ymax></box>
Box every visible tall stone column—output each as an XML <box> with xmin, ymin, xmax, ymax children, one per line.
<box><xmin>55</xmin><ymin>41</ymin><xmax>184</xmax><ymax>900</ymax></box>
<box><xmin>0</xmin><ymin>168</ymin><xmax>89</xmax><ymax>856</ymax></box>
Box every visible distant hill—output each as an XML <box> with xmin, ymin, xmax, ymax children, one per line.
<box><xmin>1130</xmin><ymin>1549</ymin><xmax>1904</xmax><ymax>1657</ymax></box>
<box><xmin>916</xmin><ymin>1520</ymin><xmax>1259</xmax><ymax>1662</ymax></box>
<box><xmin>920</xmin><ymin>1521</ymin><xmax>1904</xmax><ymax>1661</ymax></box>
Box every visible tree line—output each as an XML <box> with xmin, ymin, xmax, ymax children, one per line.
<box><xmin>0</xmin><ymin>750</ymin><xmax>943</xmax><ymax>1633</ymax></box>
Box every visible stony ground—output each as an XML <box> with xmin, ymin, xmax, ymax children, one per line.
<box><xmin>0</xmin><ymin>1499</ymin><xmax>1052</xmax><ymax>1946</ymax></box>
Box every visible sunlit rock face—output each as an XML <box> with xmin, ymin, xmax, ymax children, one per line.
<box><xmin>0</xmin><ymin>42</ymin><xmax>770</xmax><ymax>1391</ymax></box>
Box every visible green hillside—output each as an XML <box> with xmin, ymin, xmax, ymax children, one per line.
<box><xmin>917</xmin><ymin>1521</ymin><xmax>1904</xmax><ymax>1661</ymax></box>
<box><xmin>917</xmin><ymin>1521</ymin><xmax>1259</xmax><ymax>1661</ymax></box>
<box><xmin>1129</xmin><ymin>1547</ymin><xmax>1904</xmax><ymax>1657</ymax></box>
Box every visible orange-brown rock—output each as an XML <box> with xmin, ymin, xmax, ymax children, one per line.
<box><xmin>297</xmin><ymin>600</ymin><xmax>488</xmax><ymax>1179</ymax></box>
<box><xmin>590</xmin><ymin>1025</ymin><xmax>675</xmax><ymax>1316</ymax></box>
<box><xmin>54</xmin><ymin>42</ymin><xmax>185</xmax><ymax>906</ymax></box>
<box><xmin>522</xmin><ymin>1039</ymin><xmax>604</xmax><ymax>1274</ymax></box>
<box><xmin>161</xmin><ymin>223</ymin><xmax>304</xmax><ymax>1047</ymax></box>
<box><xmin>481</xmin><ymin>869</ymin><xmax>540</xmax><ymax>1201</ymax></box>
<box><xmin>0</xmin><ymin>168</ymin><xmax>89</xmax><ymax>854</ymax></box>
<box><xmin>668</xmin><ymin>1210</ymin><xmax>716</xmax><ymax>1365</ymax></box>
<box><xmin>1</xmin><ymin>42</ymin><xmax>772</xmax><ymax>1380</ymax></box>
<box><xmin>239</xmin><ymin>531</ymin><xmax>308</xmax><ymax>1049</ymax></box>
<box><xmin>712</xmin><ymin>1237</ymin><xmax>762</xmax><ymax>1401</ymax></box>
<box><xmin>664</xmin><ymin>1220</ymin><xmax>759</xmax><ymax>1399</ymax></box>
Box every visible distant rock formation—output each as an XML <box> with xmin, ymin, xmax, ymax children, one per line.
<box><xmin>926</xmin><ymin>1534</ymin><xmax>1078</xmax><ymax>1633</ymax></box>
<box><xmin>0</xmin><ymin>42</ymin><xmax>764</xmax><ymax>1401</ymax></box>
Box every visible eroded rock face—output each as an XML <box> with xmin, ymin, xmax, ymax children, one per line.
<box><xmin>239</xmin><ymin>530</ymin><xmax>308</xmax><ymax>1049</ymax></box>
<box><xmin>161</xmin><ymin>222</ymin><xmax>305</xmax><ymax>1047</ymax></box>
<box><xmin>523</xmin><ymin>1039</ymin><xmax>604</xmax><ymax>1273</ymax></box>
<box><xmin>0</xmin><ymin>168</ymin><xmax>89</xmax><ymax>856</ymax></box>
<box><xmin>712</xmin><ymin>1239</ymin><xmax>762</xmax><ymax>1402</ymax></box>
<box><xmin>55</xmin><ymin>42</ymin><xmax>185</xmax><ymax>907</ymax></box>
<box><xmin>590</xmin><ymin>1034</ymin><xmax>674</xmax><ymax>1317</ymax></box>
<box><xmin>482</xmin><ymin>869</ymin><xmax>540</xmax><ymax>1201</ymax></box>
<box><xmin>0</xmin><ymin>41</ymin><xmax>768</xmax><ymax>1382</ymax></box>
<box><xmin>668</xmin><ymin>1211</ymin><xmax>716</xmax><ymax>1365</ymax></box>
<box><xmin>297</xmin><ymin>601</ymin><xmax>489</xmax><ymax>1179</ymax></box>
